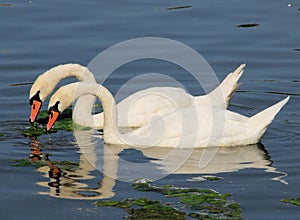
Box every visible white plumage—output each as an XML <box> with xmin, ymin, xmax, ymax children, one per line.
<box><xmin>30</xmin><ymin>63</ymin><xmax>244</xmax><ymax>128</ymax></box>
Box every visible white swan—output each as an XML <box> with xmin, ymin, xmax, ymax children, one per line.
<box><xmin>47</xmin><ymin>82</ymin><xmax>289</xmax><ymax>148</ymax></box>
<box><xmin>29</xmin><ymin>63</ymin><xmax>245</xmax><ymax>128</ymax></box>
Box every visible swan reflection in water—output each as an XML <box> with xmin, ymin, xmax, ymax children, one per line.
<box><xmin>36</xmin><ymin>129</ymin><xmax>287</xmax><ymax>200</ymax></box>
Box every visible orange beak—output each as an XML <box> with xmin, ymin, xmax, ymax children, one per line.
<box><xmin>30</xmin><ymin>100</ymin><xmax>42</xmax><ymax>123</ymax></box>
<box><xmin>47</xmin><ymin>110</ymin><xmax>60</xmax><ymax>132</ymax></box>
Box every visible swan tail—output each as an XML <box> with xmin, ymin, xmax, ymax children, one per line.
<box><xmin>208</xmin><ymin>64</ymin><xmax>245</xmax><ymax>108</ymax></box>
<box><xmin>219</xmin><ymin>63</ymin><xmax>245</xmax><ymax>107</ymax></box>
<box><xmin>248</xmin><ymin>96</ymin><xmax>290</xmax><ymax>143</ymax></box>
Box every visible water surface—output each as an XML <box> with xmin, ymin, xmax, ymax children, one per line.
<box><xmin>1</xmin><ymin>0</ymin><xmax>300</xmax><ymax>219</ymax></box>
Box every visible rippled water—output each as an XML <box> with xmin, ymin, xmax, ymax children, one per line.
<box><xmin>1</xmin><ymin>0</ymin><xmax>300</xmax><ymax>219</ymax></box>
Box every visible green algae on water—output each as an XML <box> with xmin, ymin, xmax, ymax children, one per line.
<box><xmin>50</xmin><ymin>160</ymin><xmax>79</xmax><ymax>172</ymax></box>
<box><xmin>202</xmin><ymin>175</ymin><xmax>222</xmax><ymax>181</ymax></box>
<box><xmin>22</xmin><ymin>121</ymin><xmax>74</xmax><ymax>137</ymax></box>
<box><xmin>12</xmin><ymin>158</ymin><xmax>48</xmax><ymax>168</ymax></box>
<box><xmin>12</xmin><ymin>158</ymin><xmax>79</xmax><ymax>171</ymax></box>
<box><xmin>131</xmin><ymin>180</ymin><xmax>242</xmax><ymax>219</ymax></box>
<box><xmin>22</xmin><ymin>124</ymin><xmax>48</xmax><ymax>137</ymax></box>
<box><xmin>95</xmin><ymin>198</ymin><xmax>186</xmax><ymax>219</ymax></box>
<box><xmin>22</xmin><ymin>109</ymin><xmax>89</xmax><ymax>137</ymax></box>
<box><xmin>282</xmin><ymin>197</ymin><xmax>300</xmax><ymax>206</ymax></box>
<box><xmin>128</xmin><ymin>199</ymin><xmax>186</xmax><ymax>220</ymax></box>
<box><xmin>95</xmin><ymin>180</ymin><xmax>242</xmax><ymax>219</ymax></box>
<box><xmin>95</xmin><ymin>200</ymin><xmax>131</xmax><ymax>209</ymax></box>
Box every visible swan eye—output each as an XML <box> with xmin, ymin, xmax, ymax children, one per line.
<box><xmin>30</xmin><ymin>90</ymin><xmax>41</xmax><ymax>105</ymax></box>
<box><xmin>48</xmin><ymin>101</ymin><xmax>61</xmax><ymax>115</ymax></box>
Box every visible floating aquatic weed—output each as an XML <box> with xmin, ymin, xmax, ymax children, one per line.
<box><xmin>128</xmin><ymin>198</ymin><xmax>186</xmax><ymax>220</ymax></box>
<box><xmin>0</xmin><ymin>133</ymin><xmax>4</xmax><ymax>137</ymax></box>
<box><xmin>162</xmin><ymin>184</ymin><xmax>173</xmax><ymax>188</ymax></box>
<box><xmin>53</xmin><ymin>119</ymin><xmax>74</xmax><ymax>131</ymax></box>
<box><xmin>95</xmin><ymin>180</ymin><xmax>242</xmax><ymax>219</ymax></box>
<box><xmin>131</xmin><ymin>180</ymin><xmax>241</xmax><ymax>219</ymax></box>
<box><xmin>50</xmin><ymin>160</ymin><xmax>80</xmax><ymax>172</ymax></box>
<box><xmin>12</xmin><ymin>158</ymin><xmax>48</xmax><ymax>168</ymax></box>
<box><xmin>282</xmin><ymin>197</ymin><xmax>300</xmax><ymax>206</ymax></box>
<box><xmin>22</xmin><ymin>123</ymin><xmax>49</xmax><ymax>137</ymax></box>
<box><xmin>11</xmin><ymin>158</ymin><xmax>79</xmax><ymax>172</ymax></box>
<box><xmin>22</xmin><ymin>109</ymin><xmax>89</xmax><ymax>137</ymax></box>
<box><xmin>36</xmin><ymin>110</ymin><xmax>51</xmax><ymax>123</ymax></box>
<box><xmin>95</xmin><ymin>198</ymin><xmax>186</xmax><ymax>219</ymax></box>
<box><xmin>95</xmin><ymin>200</ymin><xmax>131</xmax><ymax>209</ymax></box>
<box><xmin>202</xmin><ymin>175</ymin><xmax>223</xmax><ymax>181</ymax></box>
<box><xmin>236</xmin><ymin>23</ymin><xmax>259</xmax><ymax>28</ymax></box>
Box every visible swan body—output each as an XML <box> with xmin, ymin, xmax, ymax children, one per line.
<box><xmin>47</xmin><ymin>82</ymin><xmax>289</xmax><ymax>148</ymax></box>
<box><xmin>30</xmin><ymin>63</ymin><xmax>245</xmax><ymax>128</ymax></box>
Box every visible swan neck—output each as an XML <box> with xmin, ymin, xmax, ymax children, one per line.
<box><xmin>96</xmin><ymin>86</ymin><xmax>122</xmax><ymax>144</ymax></box>
<box><xmin>31</xmin><ymin>64</ymin><xmax>96</xmax><ymax>101</ymax></box>
<box><xmin>75</xmin><ymin>83</ymin><xmax>122</xmax><ymax>144</ymax></box>
<box><xmin>48</xmin><ymin>63</ymin><xmax>95</xmax><ymax>82</ymax></box>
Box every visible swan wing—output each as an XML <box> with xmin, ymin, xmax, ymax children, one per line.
<box><xmin>116</xmin><ymin>87</ymin><xmax>194</xmax><ymax>127</ymax></box>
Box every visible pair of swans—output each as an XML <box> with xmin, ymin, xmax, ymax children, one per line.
<box><xmin>30</xmin><ymin>63</ymin><xmax>244</xmax><ymax>128</ymax></box>
<box><xmin>46</xmin><ymin>81</ymin><xmax>289</xmax><ymax>148</ymax></box>
<box><xmin>29</xmin><ymin>63</ymin><xmax>289</xmax><ymax>148</ymax></box>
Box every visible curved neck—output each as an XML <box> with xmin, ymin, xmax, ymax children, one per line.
<box><xmin>30</xmin><ymin>63</ymin><xmax>96</xmax><ymax>101</ymax></box>
<box><xmin>73</xmin><ymin>83</ymin><xmax>122</xmax><ymax>144</ymax></box>
<box><xmin>31</xmin><ymin>64</ymin><xmax>97</xmax><ymax>127</ymax></box>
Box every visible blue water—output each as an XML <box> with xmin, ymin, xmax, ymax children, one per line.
<box><xmin>1</xmin><ymin>0</ymin><xmax>300</xmax><ymax>219</ymax></box>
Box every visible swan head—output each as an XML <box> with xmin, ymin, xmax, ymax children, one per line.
<box><xmin>46</xmin><ymin>83</ymin><xmax>77</xmax><ymax>131</ymax></box>
<box><xmin>29</xmin><ymin>90</ymin><xmax>42</xmax><ymax>123</ymax></box>
<box><xmin>47</xmin><ymin>101</ymin><xmax>61</xmax><ymax>132</ymax></box>
<box><xmin>29</xmin><ymin>64</ymin><xmax>95</xmax><ymax>124</ymax></box>
<box><xmin>29</xmin><ymin>71</ymin><xmax>57</xmax><ymax>123</ymax></box>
